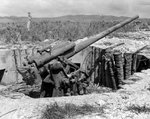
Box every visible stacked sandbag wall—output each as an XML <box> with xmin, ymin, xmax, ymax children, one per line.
<box><xmin>91</xmin><ymin>47</ymin><xmax>140</xmax><ymax>90</ymax></box>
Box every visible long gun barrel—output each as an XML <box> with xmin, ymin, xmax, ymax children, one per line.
<box><xmin>29</xmin><ymin>15</ymin><xmax>139</xmax><ymax>68</ymax></box>
<box><xmin>65</xmin><ymin>15</ymin><xmax>139</xmax><ymax>58</ymax></box>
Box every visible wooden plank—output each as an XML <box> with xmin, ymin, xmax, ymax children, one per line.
<box><xmin>132</xmin><ymin>54</ymin><xmax>137</xmax><ymax>74</ymax></box>
<box><xmin>101</xmin><ymin>49</ymin><xmax>106</xmax><ymax>86</ymax></box>
<box><xmin>108</xmin><ymin>60</ymin><xmax>117</xmax><ymax>90</ymax></box>
<box><xmin>124</xmin><ymin>53</ymin><xmax>132</xmax><ymax>80</ymax></box>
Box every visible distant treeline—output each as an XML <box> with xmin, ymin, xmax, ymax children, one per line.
<box><xmin>0</xmin><ymin>19</ymin><xmax>149</xmax><ymax>43</ymax></box>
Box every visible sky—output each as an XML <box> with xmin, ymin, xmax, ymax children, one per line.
<box><xmin>0</xmin><ymin>0</ymin><xmax>150</xmax><ymax>18</ymax></box>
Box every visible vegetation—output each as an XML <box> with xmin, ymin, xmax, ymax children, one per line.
<box><xmin>87</xmin><ymin>83</ymin><xmax>112</xmax><ymax>94</ymax></box>
<box><xmin>0</xmin><ymin>15</ymin><xmax>149</xmax><ymax>43</ymax></box>
<box><xmin>42</xmin><ymin>102</ymin><xmax>106</xmax><ymax>119</ymax></box>
<box><xmin>126</xmin><ymin>104</ymin><xmax>150</xmax><ymax>114</ymax></box>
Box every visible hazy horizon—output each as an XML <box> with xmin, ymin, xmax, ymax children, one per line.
<box><xmin>0</xmin><ymin>14</ymin><xmax>131</xmax><ymax>18</ymax></box>
<box><xmin>0</xmin><ymin>0</ymin><xmax>150</xmax><ymax>18</ymax></box>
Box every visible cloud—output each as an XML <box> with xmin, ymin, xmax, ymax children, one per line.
<box><xmin>137</xmin><ymin>0</ymin><xmax>150</xmax><ymax>6</ymax></box>
<box><xmin>0</xmin><ymin>0</ymin><xmax>149</xmax><ymax>18</ymax></box>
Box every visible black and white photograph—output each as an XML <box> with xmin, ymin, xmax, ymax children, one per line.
<box><xmin>0</xmin><ymin>0</ymin><xmax>150</xmax><ymax>119</ymax></box>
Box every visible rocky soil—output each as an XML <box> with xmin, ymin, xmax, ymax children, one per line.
<box><xmin>0</xmin><ymin>69</ymin><xmax>150</xmax><ymax>119</ymax></box>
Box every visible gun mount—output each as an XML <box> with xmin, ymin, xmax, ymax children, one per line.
<box><xmin>28</xmin><ymin>15</ymin><xmax>139</xmax><ymax>68</ymax></box>
<box><xmin>18</xmin><ymin>15</ymin><xmax>139</xmax><ymax>94</ymax></box>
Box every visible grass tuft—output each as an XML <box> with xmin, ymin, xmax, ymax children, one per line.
<box><xmin>87</xmin><ymin>83</ymin><xmax>112</xmax><ymax>94</ymax></box>
<box><xmin>126</xmin><ymin>104</ymin><xmax>150</xmax><ymax>114</ymax></box>
<box><xmin>42</xmin><ymin>102</ymin><xmax>106</xmax><ymax>119</ymax></box>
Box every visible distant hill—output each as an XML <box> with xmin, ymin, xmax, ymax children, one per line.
<box><xmin>0</xmin><ymin>15</ymin><xmax>149</xmax><ymax>24</ymax></box>
<box><xmin>0</xmin><ymin>15</ymin><xmax>130</xmax><ymax>23</ymax></box>
<box><xmin>43</xmin><ymin>15</ymin><xmax>128</xmax><ymax>22</ymax></box>
<box><xmin>0</xmin><ymin>16</ymin><xmax>27</xmax><ymax>23</ymax></box>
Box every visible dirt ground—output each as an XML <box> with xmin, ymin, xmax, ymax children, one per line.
<box><xmin>0</xmin><ymin>69</ymin><xmax>150</xmax><ymax>119</ymax></box>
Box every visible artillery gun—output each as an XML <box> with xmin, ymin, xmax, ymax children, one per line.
<box><xmin>18</xmin><ymin>15</ymin><xmax>139</xmax><ymax>96</ymax></box>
